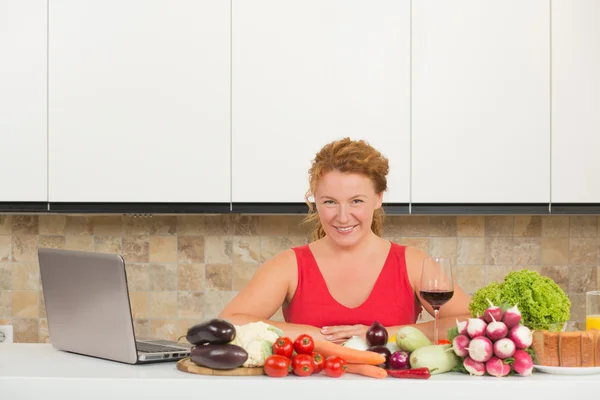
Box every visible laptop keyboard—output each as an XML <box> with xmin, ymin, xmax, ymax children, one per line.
<box><xmin>136</xmin><ymin>342</ymin><xmax>187</xmax><ymax>353</ymax></box>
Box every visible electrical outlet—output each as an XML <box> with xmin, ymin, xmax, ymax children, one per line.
<box><xmin>0</xmin><ymin>325</ymin><xmax>14</xmax><ymax>344</ymax></box>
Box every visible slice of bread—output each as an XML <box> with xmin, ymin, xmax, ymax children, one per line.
<box><xmin>531</xmin><ymin>329</ymin><xmax>600</xmax><ymax>367</ymax></box>
<box><xmin>581</xmin><ymin>331</ymin><xmax>595</xmax><ymax>367</ymax></box>
<box><xmin>559</xmin><ymin>332</ymin><xmax>582</xmax><ymax>367</ymax></box>
<box><xmin>531</xmin><ymin>330</ymin><xmax>544</xmax><ymax>364</ymax></box>
<box><xmin>593</xmin><ymin>329</ymin><xmax>599</xmax><ymax>367</ymax></box>
<box><xmin>532</xmin><ymin>330</ymin><xmax>559</xmax><ymax>366</ymax></box>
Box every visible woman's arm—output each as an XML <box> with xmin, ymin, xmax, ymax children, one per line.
<box><xmin>221</xmin><ymin>313</ymin><xmax>326</xmax><ymax>342</ymax></box>
<box><xmin>321</xmin><ymin>313</ymin><xmax>471</xmax><ymax>344</ymax></box>
<box><xmin>218</xmin><ymin>249</ymin><xmax>327</xmax><ymax>341</ymax></box>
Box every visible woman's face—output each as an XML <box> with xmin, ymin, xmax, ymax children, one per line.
<box><xmin>314</xmin><ymin>171</ymin><xmax>383</xmax><ymax>248</ymax></box>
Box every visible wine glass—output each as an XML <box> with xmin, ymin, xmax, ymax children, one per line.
<box><xmin>420</xmin><ymin>257</ymin><xmax>454</xmax><ymax>345</ymax></box>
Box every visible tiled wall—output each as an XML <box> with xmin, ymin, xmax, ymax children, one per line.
<box><xmin>0</xmin><ymin>214</ymin><xmax>598</xmax><ymax>343</ymax></box>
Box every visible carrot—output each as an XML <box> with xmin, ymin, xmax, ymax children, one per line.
<box><xmin>313</xmin><ymin>340</ymin><xmax>386</xmax><ymax>365</ymax></box>
<box><xmin>346</xmin><ymin>364</ymin><xmax>388</xmax><ymax>379</ymax></box>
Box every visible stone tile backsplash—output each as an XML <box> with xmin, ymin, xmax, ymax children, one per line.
<box><xmin>0</xmin><ymin>214</ymin><xmax>598</xmax><ymax>343</ymax></box>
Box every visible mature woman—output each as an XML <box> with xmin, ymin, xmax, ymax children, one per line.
<box><xmin>219</xmin><ymin>138</ymin><xmax>471</xmax><ymax>343</ymax></box>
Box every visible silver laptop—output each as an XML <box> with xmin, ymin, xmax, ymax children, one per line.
<box><xmin>38</xmin><ymin>248</ymin><xmax>192</xmax><ymax>364</ymax></box>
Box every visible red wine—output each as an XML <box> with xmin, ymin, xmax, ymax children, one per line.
<box><xmin>420</xmin><ymin>290</ymin><xmax>454</xmax><ymax>308</ymax></box>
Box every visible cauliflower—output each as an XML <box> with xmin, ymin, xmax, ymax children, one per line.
<box><xmin>229</xmin><ymin>321</ymin><xmax>283</xmax><ymax>367</ymax></box>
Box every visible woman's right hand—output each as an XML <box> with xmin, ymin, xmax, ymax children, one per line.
<box><xmin>320</xmin><ymin>324</ymin><xmax>368</xmax><ymax>343</ymax></box>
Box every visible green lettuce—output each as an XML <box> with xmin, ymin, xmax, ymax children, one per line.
<box><xmin>468</xmin><ymin>270</ymin><xmax>571</xmax><ymax>331</ymax></box>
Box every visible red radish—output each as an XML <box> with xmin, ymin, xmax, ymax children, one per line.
<box><xmin>483</xmin><ymin>299</ymin><xmax>503</xmax><ymax>323</ymax></box>
<box><xmin>452</xmin><ymin>334</ymin><xmax>470</xmax><ymax>357</ymax></box>
<box><xmin>463</xmin><ymin>357</ymin><xmax>486</xmax><ymax>376</ymax></box>
<box><xmin>502</xmin><ymin>304</ymin><xmax>522</xmax><ymax>328</ymax></box>
<box><xmin>467</xmin><ymin>318</ymin><xmax>487</xmax><ymax>338</ymax></box>
<box><xmin>512</xmin><ymin>349</ymin><xmax>534</xmax><ymax>376</ymax></box>
<box><xmin>493</xmin><ymin>338</ymin><xmax>516</xmax><ymax>359</ymax></box>
<box><xmin>509</xmin><ymin>325</ymin><xmax>533</xmax><ymax>349</ymax></box>
<box><xmin>485</xmin><ymin>356</ymin><xmax>511</xmax><ymax>377</ymax></box>
<box><xmin>485</xmin><ymin>315</ymin><xmax>508</xmax><ymax>341</ymax></box>
<box><xmin>467</xmin><ymin>336</ymin><xmax>493</xmax><ymax>363</ymax></box>
<box><xmin>456</xmin><ymin>318</ymin><xmax>468</xmax><ymax>336</ymax></box>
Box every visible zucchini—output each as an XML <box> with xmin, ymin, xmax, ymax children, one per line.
<box><xmin>409</xmin><ymin>344</ymin><xmax>460</xmax><ymax>375</ymax></box>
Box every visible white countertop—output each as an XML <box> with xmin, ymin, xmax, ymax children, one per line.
<box><xmin>1</xmin><ymin>344</ymin><xmax>599</xmax><ymax>400</ymax></box>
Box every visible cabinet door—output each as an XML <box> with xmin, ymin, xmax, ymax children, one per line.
<box><xmin>0</xmin><ymin>0</ymin><xmax>47</xmax><ymax>202</ymax></box>
<box><xmin>552</xmin><ymin>0</ymin><xmax>600</xmax><ymax>203</ymax></box>
<box><xmin>412</xmin><ymin>0</ymin><xmax>550</xmax><ymax>203</ymax></box>
<box><xmin>49</xmin><ymin>0</ymin><xmax>230</xmax><ymax>203</ymax></box>
<box><xmin>232</xmin><ymin>0</ymin><xmax>410</xmax><ymax>204</ymax></box>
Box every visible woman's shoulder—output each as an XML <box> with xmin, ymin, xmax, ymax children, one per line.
<box><xmin>387</xmin><ymin>242</ymin><xmax>428</xmax><ymax>271</ymax></box>
<box><xmin>264</xmin><ymin>247</ymin><xmax>298</xmax><ymax>265</ymax></box>
<box><xmin>402</xmin><ymin>244</ymin><xmax>429</xmax><ymax>265</ymax></box>
<box><xmin>388</xmin><ymin>242</ymin><xmax>419</xmax><ymax>264</ymax></box>
<box><xmin>387</xmin><ymin>241</ymin><xmax>414</xmax><ymax>257</ymax></box>
<box><xmin>258</xmin><ymin>246</ymin><xmax>302</xmax><ymax>277</ymax></box>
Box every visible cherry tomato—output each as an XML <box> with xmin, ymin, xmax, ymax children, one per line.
<box><xmin>264</xmin><ymin>355</ymin><xmax>291</xmax><ymax>378</ymax></box>
<box><xmin>291</xmin><ymin>353</ymin><xmax>315</xmax><ymax>377</ymax></box>
<box><xmin>324</xmin><ymin>356</ymin><xmax>347</xmax><ymax>378</ymax></box>
<box><xmin>438</xmin><ymin>339</ymin><xmax>451</xmax><ymax>345</ymax></box>
<box><xmin>272</xmin><ymin>337</ymin><xmax>294</xmax><ymax>359</ymax></box>
<box><xmin>311</xmin><ymin>352</ymin><xmax>324</xmax><ymax>374</ymax></box>
<box><xmin>293</xmin><ymin>334</ymin><xmax>315</xmax><ymax>355</ymax></box>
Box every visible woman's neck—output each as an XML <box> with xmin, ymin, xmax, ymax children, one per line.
<box><xmin>321</xmin><ymin>231</ymin><xmax>384</xmax><ymax>257</ymax></box>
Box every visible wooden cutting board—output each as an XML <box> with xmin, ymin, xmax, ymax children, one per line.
<box><xmin>176</xmin><ymin>357</ymin><xmax>265</xmax><ymax>376</ymax></box>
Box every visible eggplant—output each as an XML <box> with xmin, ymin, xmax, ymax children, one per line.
<box><xmin>367</xmin><ymin>345</ymin><xmax>392</xmax><ymax>368</ymax></box>
<box><xmin>366</xmin><ymin>321</ymin><xmax>389</xmax><ymax>347</ymax></box>
<box><xmin>191</xmin><ymin>343</ymin><xmax>248</xmax><ymax>370</ymax></box>
<box><xmin>186</xmin><ymin>318</ymin><xmax>236</xmax><ymax>345</ymax></box>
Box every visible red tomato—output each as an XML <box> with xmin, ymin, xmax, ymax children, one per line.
<box><xmin>293</xmin><ymin>334</ymin><xmax>315</xmax><ymax>355</ymax></box>
<box><xmin>264</xmin><ymin>355</ymin><xmax>291</xmax><ymax>378</ymax></box>
<box><xmin>291</xmin><ymin>354</ymin><xmax>314</xmax><ymax>377</ymax></box>
<box><xmin>311</xmin><ymin>352</ymin><xmax>324</xmax><ymax>374</ymax></box>
<box><xmin>272</xmin><ymin>337</ymin><xmax>294</xmax><ymax>359</ymax></box>
<box><xmin>324</xmin><ymin>356</ymin><xmax>347</xmax><ymax>378</ymax></box>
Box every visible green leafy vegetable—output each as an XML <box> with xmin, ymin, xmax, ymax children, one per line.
<box><xmin>267</xmin><ymin>325</ymin><xmax>284</xmax><ymax>337</ymax></box>
<box><xmin>469</xmin><ymin>269</ymin><xmax>571</xmax><ymax>331</ymax></box>
<box><xmin>447</xmin><ymin>326</ymin><xmax>459</xmax><ymax>344</ymax></box>
<box><xmin>451</xmin><ymin>362</ymin><xmax>469</xmax><ymax>374</ymax></box>
<box><xmin>260</xmin><ymin>339</ymin><xmax>274</xmax><ymax>360</ymax></box>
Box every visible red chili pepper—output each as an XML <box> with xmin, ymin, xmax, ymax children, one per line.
<box><xmin>386</xmin><ymin>367</ymin><xmax>432</xmax><ymax>379</ymax></box>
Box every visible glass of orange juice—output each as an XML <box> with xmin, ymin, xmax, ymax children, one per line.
<box><xmin>586</xmin><ymin>291</ymin><xmax>600</xmax><ymax>331</ymax></box>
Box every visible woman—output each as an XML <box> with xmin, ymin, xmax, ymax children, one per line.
<box><xmin>219</xmin><ymin>138</ymin><xmax>471</xmax><ymax>343</ymax></box>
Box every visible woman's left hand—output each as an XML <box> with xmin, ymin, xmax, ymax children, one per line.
<box><xmin>320</xmin><ymin>324</ymin><xmax>369</xmax><ymax>343</ymax></box>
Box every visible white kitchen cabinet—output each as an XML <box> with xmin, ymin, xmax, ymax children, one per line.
<box><xmin>232</xmin><ymin>0</ymin><xmax>410</xmax><ymax>204</ymax></box>
<box><xmin>0</xmin><ymin>0</ymin><xmax>47</xmax><ymax>202</ymax></box>
<box><xmin>551</xmin><ymin>0</ymin><xmax>600</xmax><ymax>203</ymax></box>
<box><xmin>412</xmin><ymin>0</ymin><xmax>550</xmax><ymax>204</ymax></box>
<box><xmin>48</xmin><ymin>0</ymin><xmax>230</xmax><ymax>203</ymax></box>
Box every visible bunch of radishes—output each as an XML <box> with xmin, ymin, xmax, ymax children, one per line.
<box><xmin>452</xmin><ymin>300</ymin><xmax>534</xmax><ymax>377</ymax></box>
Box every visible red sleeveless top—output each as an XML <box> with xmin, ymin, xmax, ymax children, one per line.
<box><xmin>282</xmin><ymin>242</ymin><xmax>421</xmax><ymax>328</ymax></box>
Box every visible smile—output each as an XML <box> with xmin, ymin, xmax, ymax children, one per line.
<box><xmin>334</xmin><ymin>225</ymin><xmax>357</xmax><ymax>233</ymax></box>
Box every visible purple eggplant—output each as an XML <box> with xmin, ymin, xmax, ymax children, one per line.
<box><xmin>190</xmin><ymin>343</ymin><xmax>248</xmax><ymax>370</ymax></box>
<box><xmin>186</xmin><ymin>318</ymin><xmax>236</xmax><ymax>345</ymax></box>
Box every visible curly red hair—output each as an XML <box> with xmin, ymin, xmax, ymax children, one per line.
<box><xmin>302</xmin><ymin>137</ymin><xmax>390</xmax><ymax>241</ymax></box>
